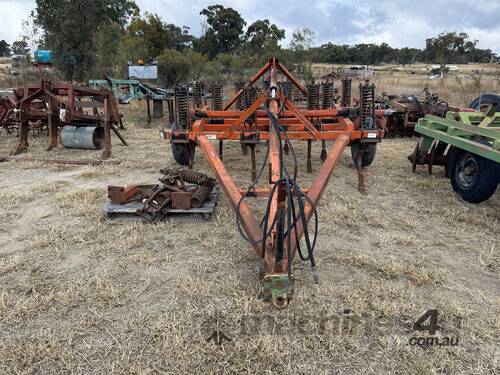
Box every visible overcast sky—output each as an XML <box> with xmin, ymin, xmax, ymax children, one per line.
<box><xmin>1</xmin><ymin>0</ymin><xmax>499</xmax><ymax>53</ymax></box>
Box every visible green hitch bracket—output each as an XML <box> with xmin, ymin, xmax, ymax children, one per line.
<box><xmin>262</xmin><ymin>274</ymin><xmax>294</xmax><ymax>309</ymax></box>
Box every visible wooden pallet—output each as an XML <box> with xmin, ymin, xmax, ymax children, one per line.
<box><xmin>104</xmin><ymin>186</ymin><xmax>219</xmax><ymax>222</ymax></box>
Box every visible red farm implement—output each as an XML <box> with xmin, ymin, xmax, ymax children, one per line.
<box><xmin>164</xmin><ymin>58</ymin><xmax>385</xmax><ymax>308</ymax></box>
<box><xmin>8</xmin><ymin>81</ymin><xmax>126</xmax><ymax>159</ymax></box>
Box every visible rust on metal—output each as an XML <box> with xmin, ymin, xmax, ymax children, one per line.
<box><xmin>6</xmin><ymin>80</ymin><xmax>125</xmax><ymax>159</ymax></box>
<box><xmin>172</xmin><ymin>191</ymin><xmax>193</xmax><ymax>210</ymax></box>
<box><xmin>109</xmin><ymin>168</ymin><xmax>216</xmax><ymax>222</ymax></box>
<box><xmin>165</xmin><ymin>57</ymin><xmax>385</xmax><ymax>308</ymax></box>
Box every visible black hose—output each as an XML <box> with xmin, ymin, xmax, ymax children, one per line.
<box><xmin>235</xmin><ymin>84</ymin><xmax>320</xmax><ymax>282</ymax></box>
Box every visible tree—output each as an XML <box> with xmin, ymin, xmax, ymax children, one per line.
<box><xmin>0</xmin><ymin>40</ymin><xmax>11</xmax><ymax>57</ymax></box>
<box><xmin>126</xmin><ymin>12</ymin><xmax>172</xmax><ymax>61</ymax></box>
<box><xmin>311</xmin><ymin>43</ymin><xmax>348</xmax><ymax>64</ymax></box>
<box><xmin>196</xmin><ymin>5</ymin><xmax>246</xmax><ymax>58</ymax></box>
<box><xmin>425</xmin><ymin>31</ymin><xmax>470</xmax><ymax>77</ymax></box>
<box><xmin>290</xmin><ymin>28</ymin><xmax>315</xmax><ymax>54</ymax></box>
<box><xmin>124</xmin><ymin>13</ymin><xmax>195</xmax><ymax>62</ymax></box>
<box><xmin>184</xmin><ymin>50</ymin><xmax>208</xmax><ymax>81</ymax></box>
<box><xmin>157</xmin><ymin>49</ymin><xmax>190</xmax><ymax>87</ymax></box>
<box><xmin>167</xmin><ymin>25</ymin><xmax>195</xmax><ymax>51</ymax></box>
<box><xmin>467</xmin><ymin>47</ymin><xmax>495</xmax><ymax>63</ymax></box>
<box><xmin>11</xmin><ymin>40</ymin><xmax>29</xmax><ymax>55</ymax></box>
<box><xmin>20</xmin><ymin>15</ymin><xmax>44</xmax><ymax>55</ymax></box>
<box><xmin>92</xmin><ymin>22</ymin><xmax>123</xmax><ymax>77</ymax></box>
<box><xmin>398</xmin><ymin>47</ymin><xmax>421</xmax><ymax>66</ymax></box>
<box><xmin>376</xmin><ymin>42</ymin><xmax>396</xmax><ymax>63</ymax></box>
<box><xmin>244</xmin><ymin>19</ymin><xmax>285</xmax><ymax>57</ymax></box>
<box><xmin>34</xmin><ymin>0</ymin><xmax>138</xmax><ymax>80</ymax></box>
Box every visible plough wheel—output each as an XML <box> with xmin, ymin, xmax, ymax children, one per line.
<box><xmin>351</xmin><ymin>142</ymin><xmax>377</xmax><ymax>167</ymax></box>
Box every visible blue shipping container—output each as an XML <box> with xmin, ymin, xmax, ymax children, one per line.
<box><xmin>34</xmin><ymin>50</ymin><xmax>52</xmax><ymax>64</ymax></box>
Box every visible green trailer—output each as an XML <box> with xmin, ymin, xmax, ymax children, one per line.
<box><xmin>88</xmin><ymin>77</ymin><xmax>172</xmax><ymax>104</ymax></box>
<box><xmin>409</xmin><ymin>104</ymin><xmax>500</xmax><ymax>203</ymax></box>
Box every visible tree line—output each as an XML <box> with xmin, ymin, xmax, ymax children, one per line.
<box><xmin>0</xmin><ymin>1</ymin><xmax>496</xmax><ymax>85</ymax></box>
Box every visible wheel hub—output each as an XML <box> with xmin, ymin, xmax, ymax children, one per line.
<box><xmin>457</xmin><ymin>155</ymin><xmax>478</xmax><ymax>189</ymax></box>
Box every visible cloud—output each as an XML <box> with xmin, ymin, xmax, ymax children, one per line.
<box><xmin>0</xmin><ymin>0</ymin><xmax>499</xmax><ymax>53</ymax></box>
<box><xmin>0</xmin><ymin>0</ymin><xmax>34</xmax><ymax>43</ymax></box>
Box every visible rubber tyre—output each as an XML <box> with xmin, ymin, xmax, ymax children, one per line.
<box><xmin>449</xmin><ymin>150</ymin><xmax>499</xmax><ymax>203</ymax></box>
<box><xmin>171</xmin><ymin>143</ymin><xmax>195</xmax><ymax>166</ymax></box>
<box><xmin>170</xmin><ymin>120</ymin><xmax>195</xmax><ymax>166</ymax></box>
<box><xmin>469</xmin><ymin>94</ymin><xmax>500</xmax><ymax>111</ymax></box>
<box><xmin>351</xmin><ymin>142</ymin><xmax>377</xmax><ymax>167</ymax></box>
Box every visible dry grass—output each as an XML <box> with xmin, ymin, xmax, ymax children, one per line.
<box><xmin>0</xmin><ymin>76</ymin><xmax>499</xmax><ymax>374</ymax></box>
<box><xmin>312</xmin><ymin>63</ymin><xmax>500</xmax><ymax>107</ymax></box>
<box><xmin>55</xmin><ymin>190</ymin><xmax>102</xmax><ymax>217</ymax></box>
<box><xmin>0</xmin><ymin>191</ymin><xmax>35</xmax><ymax>209</ymax></box>
<box><xmin>31</xmin><ymin>180</ymin><xmax>70</xmax><ymax>194</ymax></box>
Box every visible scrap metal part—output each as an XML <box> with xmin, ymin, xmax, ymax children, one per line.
<box><xmin>109</xmin><ymin>168</ymin><xmax>216</xmax><ymax>222</ymax></box>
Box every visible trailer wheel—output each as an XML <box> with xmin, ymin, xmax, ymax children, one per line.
<box><xmin>449</xmin><ymin>150</ymin><xmax>499</xmax><ymax>203</ymax></box>
<box><xmin>351</xmin><ymin>142</ymin><xmax>377</xmax><ymax>167</ymax></box>
<box><xmin>170</xmin><ymin>120</ymin><xmax>196</xmax><ymax>166</ymax></box>
<box><xmin>469</xmin><ymin>94</ymin><xmax>500</xmax><ymax>112</ymax></box>
<box><xmin>171</xmin><ymin>143</ymin><xmax>195</xmax><ymax>166</ymax></box>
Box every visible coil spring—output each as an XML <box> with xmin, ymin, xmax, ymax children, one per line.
<box><xmin>192</xmin><ymin>81</ymin><xmax>203</xmax><ymax>108</ymax></box>
<box><xmin>174</xmin><ymin>85</ymin><xmax>189</xmax><ymax>128</ymax></box>
<box><xmin>359</xmin><ymin>81</ymin><xmax>375</xmax><ymax>129</ymax></box>
<box><xmin>284</xmin><ymin>81</ymin><xmax>293</xmax><ymax>100</ymax></box>
<box><xmin>191</xmin><ymin>179</ymin><xmax>216</xmax><ymax>208</ymax></box>
<box><xmin>210</xmin><ymin>83</ymin><xmax>223</xmax><ymax>111</ymax></box>
<box><xmin>160</xmin><ymin>167</ymin><xmax>209</xmax><ymax>185</ymax></box>
<box><xmin>244</xmin><ymin>86</ymin><xmax>258</xmax><ymax>123</ymax></box>
<box><xmin>307</xmin><ymin>82</ymin><xmax>320</xmax><ymax>110</ymax></box>
<box><xmin>341</xmin><ymin>78</ymin><xmax>352</xmax><ymax>107</ymax></box>
<box><xmin>292</xmin><ymin>85</ymin><xmax>304</xmax><ymax>102</ymax></box>
<box><xmin>235</xmin><ymin>82</ymin><xmax>245</xmax><ymax>111</ymax></box>
<box><xmin>321</xmin><ymin>81</ymin><xmax>334</xmax><ymax>109</ymax></box>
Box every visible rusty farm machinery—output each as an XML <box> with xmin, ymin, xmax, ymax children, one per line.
<box><xmin>409</xmin><ymin>94</ymin><xmax>500</xmax><ymax>203</ymax></box>
<box><xmin>1</xmin><ymin>81</ymin><xmax>127</xmax><ymax>162</ymax></box>
<box><xmin>0</xmin><ymin>95</ymin><xmax>18</xmax><ymax>135</ymax></box>
<box><xmin>374</xmin><ymin>88</ymin><xmax>473</xmax><ymax>138</ymax></box>
<box><xmin>106</xmin><ymin>167</ymin><xmax>217</xmax><ymax>222</ymax></box>
<box><xmin>163</xmin><ymin>58</ymin><xmax>385</xmax><ymax>308</ymax></box>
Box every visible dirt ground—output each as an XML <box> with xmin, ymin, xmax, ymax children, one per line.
<box><xmin>0</xmin><ymin>98</ymin><xmax>499</xmax><ymax>374</ymax></box>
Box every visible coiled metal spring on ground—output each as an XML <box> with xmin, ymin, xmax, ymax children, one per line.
<box><xmin>160</xmin><ymin>167</ymin><xmax>210</xmax><ymax>185</ymax></box>
<box><xmin>191</xmin><ymin>180</ymin><xmax>216</xmax><ymax>208</ymax></box>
